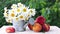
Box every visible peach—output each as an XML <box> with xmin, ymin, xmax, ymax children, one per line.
<box><xmin>28</xmin><ymin>23</ymin><xmax>33</xmax><ymax>30</ymax></box>
<box><xmin>42</xmin><ymin>23</ymin><xmax>50</xmax><ymax>32</ymax></box>
<box><xmin>33</xmin><ymin>23</ymin><xmax>42</xmax><ymax>32</ymax></box>
<box><xmin>6</xmin><ymin>27</ymin><xmax>15</xmax><ymax>33</ymax></box>
<box><xmin>35</xmin><ymin>16</ymin><xmax>45</xmax><ymax>25</ymax></box>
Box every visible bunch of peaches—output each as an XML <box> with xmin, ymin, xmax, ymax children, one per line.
<box><xmin>28</xmin><ymin>16</ymin><xmax>50</xmax><ymax>32</ymax></box>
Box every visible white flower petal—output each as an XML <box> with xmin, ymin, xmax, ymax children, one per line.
<box><xmin>5</xmin><ymin>18</ymin><xmax>12</xmax><ymax>23</ymax></box>
<box><xmin>11</xmin><ymin>4</ymin><xmax>17</xmax><ymax>9</ymax></box>
<box><xmin>29</xmin><ymin>9</ymin><xmax>36</xmax><ymax>16</ymax></box>
<box><xmin>17</xmin><ymin>3</ymin><xmax>25</xmax><ymax>8</ymax></box>
<box><xmin>4</xmin><ymin>7</ymin><xmax>8</xmax><ymax>13</ymax></box>
<box><xmin>3</xmin><ymin>13</ymin><xmax>8</xmax><ymax>17</ymax></box>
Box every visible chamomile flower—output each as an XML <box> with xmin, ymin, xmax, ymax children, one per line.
<box><xmin>27</xmin><ymin>13</ymin><xmax>31</xmax><ymax>17</ymax></box>
<box><xmin>8</xmin><ymin>12</ymin><xmax>16</xmax><ymax>19</ymax></box>
<box><xmin>25</xmin><ymin>14</ymin><xmax>30</xmax><ymax>20</ymax></box>
<box><xmin>4</xmin><ymin>7</ymin><xmax>8</xmax><ymax>13</ymax></box>
<box><xmin>8</xmin><ymin>9</ymin><xmax>14</xmax><ymax>14</ymax></box>
<box><xmin>22</xmin><ymin>7</ymin><xmax>29</xmax><ymax>13</ymax></box>
<box><xmin>16</xmin><ymin>8</ymin><xmax>22</xmax><ymax>14</ymax></box>
<box><xmin>18</xmin><ymin>14</ymin><xmax>25</xmax><ymax>20</ymax></box>
<box><xmin>17</xmin><ymin>3</ymin><xmax>25</xmax><ymax>8</ymax></box>
<box><xmin>11</xmin><ymin>4</ymin><xmax>17</xmax><ymax>9</ymax></box>
<box><xmin>3</xmin><ymin>13</ymin><xmax>8</xmax><ymax>17</ymax></box>
<box><xmin>13</xmin><ymin>17</ymin><xmax>19</xmax><ymax>21</ymax></box>
<box><xmin>25</xmin><ymin>17</ymin><xmax>29</xmax><ymax>21</ymax></box>
<box><xmin>8</xmin><ymin>9</ymin><xmax>17</xmax><ymax>15</ymax></box>
<box><xmin>5</xmin><ymin>18</ymin><xmax>12</xmax><ymax>23</ymax></box>
<box><xmin>29</xmin><ymin>9</ymin><xmax>36</xmax><ymax>16</ymax></box>
<box><xmin>24</xmin><ymin>13</ymin><xmax>31</xmax><ymax>20</ymax></box>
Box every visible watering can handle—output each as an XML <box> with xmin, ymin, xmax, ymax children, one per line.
<box><xmin>24</xmin><ymin>18</ymin><xmax>34</xmax><ymax>28</ymax></box>
<box><xmin>24</xmin><ymin>22</ymin><xmax>28</xmax><ymax>28</ymax></box>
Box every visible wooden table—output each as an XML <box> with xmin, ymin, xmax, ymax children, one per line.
<box><xmin>0</xmin><ymin>26</ymin><xmax>60</xmax><ymax>34</ymax></box>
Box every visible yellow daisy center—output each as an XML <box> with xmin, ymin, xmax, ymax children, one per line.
<box><xmin>17</xmin><ymin>8</ymin><xmax>20</xmax><ymax>12</ymax></box>
<box><xmin>28</xmin><ymin>14</ymin><xmax>30</xmax><ymax>17</ymax></box>
<box><xmin>19</xmin><ymin>15</ymin><xmax>23</xmax><ymax>19</ymax></box>
<box><xmin>30</xmin><ymin>10</ymin><xmax>33</xmax><ymax>13</ymax></box>
<box><xmin>16</xmin><ymin>18</ymin><xmax>18</xmax><ymax>21</ymax></box>
<box><xmin>23</xmin><ymin>8</ymin><xmax>26</xmax><ymax>12</ymax></box>
<box><xmin>11</xmin><ymin>13</ymin><xmax>15</xmax><ymax>17</ymax></box>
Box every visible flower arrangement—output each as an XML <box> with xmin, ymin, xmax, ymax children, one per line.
<box><xmin>3</xmin><ymin>3</ymin><xmax>36</xmax><ymax>23</ymax></box>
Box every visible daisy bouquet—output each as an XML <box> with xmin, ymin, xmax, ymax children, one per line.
<box><xmin>3</xmin><ymin>3</ymin><xmax>36</xmax><ymax>23</ymax></box>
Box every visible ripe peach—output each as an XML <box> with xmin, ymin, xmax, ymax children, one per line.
<box><xmin>6</xmin><ymin>27</ymin><xmax>15</xmax><ymax>33</ymax></box>
<box><xmin>35</xmin><ymin>16</ymin><xmax>45</xmax><ymax>25</ymax></box>
<box><xmin>42</xmin><ymin>23</ymin><xmax>50</xmax><ymax>32</ymax></box>
<box><xmin>33</xmin><ymin>23</ymin><xmax>42</xmax><ymax>32</ymax></box>
<box><xmin>28</xmin><ymin>23</ymin><xmax>33</xmax><ymax>30</ymax></box>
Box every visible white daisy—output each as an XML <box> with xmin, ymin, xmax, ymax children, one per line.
<box><xmin>4</xmin><ymin>7</ymin><xmax>8</xmax><ymax>13</ymax></box>
<box><xmin>8</xmin><ymin>9</ymin><xmax>17</xmax><ymax>16</ymax></box>
<box><xmin>3</xmin><ymin>13</ymin><xmax>8</xmax><ymax>17</ymax></box>
<box><xmin>27</xmin><ymin>13</ymin><xmax>31</xmax><ymax>17</ymax></box>
<box><xmin>8</xmin><ymin>12</ymin><xmax>16</xmax><ymax>19</ymax></box>
<box><xmin>21</xmin><ymin>12</ymin><xmax>31</xmax><ymax>20</ymax></box>
<box><xmin>18</xmin><ymin>14</ymin><xmax>26</xmax><ymax>20</ymax></box>
<box><xmin>22</xmin><ymin>7</ymin><xmax>29</xmax><ymax>13</ymax></box>
<box><xmin>11</xmin><ymin>4</ymin><xmax>17</xmax><ymax>9</ymax></box>
<box><xmin>13</xmin><ymin>17</ymin><xmax>19</xmax><ymax>21</ymax></box>
<box><xmin>17</xmin><ymin>3</ymin><xmax>25</xmax><ymax>8</ymax></box>
<box><xmin>5</xmin><ymin>18</ymin><xmax>12</xmax><ymax>23</ymax></box>
<box><xmin>8</xmin><ymin>9</ymin><xmax>14</xmax><ymax>14</ymax></box>
<box><xmin>29</xmin><ymin>9</ymin><xmax>36</xmax><ymax>16</ymax></box>
<box><xmin>25</xmin><ymin>14</ymin><xmax>30</xmax><ymax>20</ymax></box>
<box><xmin>16</xmin><ymin>7</ymin><xmax>22</xmax><ymax>14</ymax></box>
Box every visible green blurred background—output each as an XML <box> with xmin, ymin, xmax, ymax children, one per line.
<box><xmin>0</xmin><ymin>0</ymin><xmax>60</xmax><ymax>28</ymax></box>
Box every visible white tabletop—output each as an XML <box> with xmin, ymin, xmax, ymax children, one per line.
<box><xmin>0</xmin><ymin>26</ymin><xmax>60</xmax><ymax>34</ymax></box>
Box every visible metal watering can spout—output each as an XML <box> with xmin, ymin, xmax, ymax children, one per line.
<box><xmin>24</xmin><ymin>18</ymin><xmax>35</xmax><ymax>28</ymax></box>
